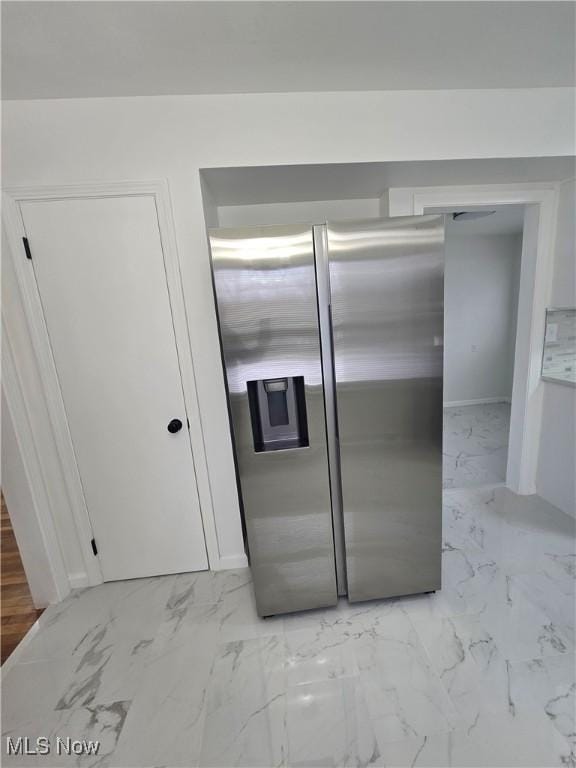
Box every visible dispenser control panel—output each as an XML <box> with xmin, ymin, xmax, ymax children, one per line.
<box><xmin>247</xmin><ymin>376</ymin><xmax>309</xmax><ymax>452</ymax></box>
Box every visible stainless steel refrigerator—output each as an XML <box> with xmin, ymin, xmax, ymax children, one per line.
<box><xmin>209</xmin><ymin>216</ymin><xmax>444</xmax><ymax>616</ymax></box>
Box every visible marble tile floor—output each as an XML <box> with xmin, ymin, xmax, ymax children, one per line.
<box><xmin>2</xmin><ymin>485</ymin><xmax>574</xmax><ymax>767</ymax></box>
<box><xmin>443</xmin><ymin>402</ymin><xmax>511</xmax><ymax>489</ymax></box>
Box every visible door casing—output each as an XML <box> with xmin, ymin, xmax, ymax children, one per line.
<box><xmin>389</xmin><ymin>182</ymin><xmax>561</xmax><ymax>496</ymax></box>
<box><xmin>2</xmin><ymin>180</ymin><xmax>221</xmax><ymax>589</ymax></box>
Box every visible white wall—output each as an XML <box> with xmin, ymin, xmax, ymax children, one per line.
<box><xmin>217</xmin><ymin>199</ymin><xmax>379</xmax><ymax>228</ymax></box>
<box><xmin>2</xmin><ymin>225</ymin><xmax>84</xmax><ymax>587</ymax></box>
<box><xmin>2</xmin><ymin>394</ymin><xmax>51</xmax><ymax>607</ymax></box>
<box><xmin>444</xmin><ymin>232</ymin><xmax>522</xmax><ymax>404</ymax></box>
<box><xmin>2</xmin><ymin>87</ymin><xmax>574</xmax><ymax>584</ymax></box>
<box><xmin>536</xmin><ymin>179</ymin><xmax>576</xmax><ymax>517</ymax></box>
<box><xmin>1</xmin><ymin>389</ymin><xmax>66</xmax><ymax>607</ymax></box>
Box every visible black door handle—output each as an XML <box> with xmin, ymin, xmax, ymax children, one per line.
<box><xmin>167</xmin><ymin>418</ymin><xmax>183</xmax><ymax>434</ymax></box>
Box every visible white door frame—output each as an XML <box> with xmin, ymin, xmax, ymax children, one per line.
<box><xmin>2</xmin><ymin>180</ymin><xmax>220</xmax><ymax>589</ymax></box>
<box><xmin>389</xmin><ymin>182</ymin><xmax>560</xmax><ymax>495</ymax></box>
<box><xmin>2</xmin><ymin>329</ymin><xmax>70</xmax><ymax>604</ymax></box>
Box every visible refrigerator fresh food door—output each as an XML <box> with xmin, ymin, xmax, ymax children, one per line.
<box><xmin>327</xmin><ymin>216</ymin><xmax>445</xmax><ymax>602</ymax></box>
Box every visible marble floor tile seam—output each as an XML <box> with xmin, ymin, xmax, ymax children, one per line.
<box><xmin>376</xmin><ymin>718</ymin><xmax>576</xmax><ymax>768</ymax></box>
<box><xmin>441</xmin><ymin>583</ymin><xmax>575</xmax><ymax>659</ymax></box>
<box><xmin>358</xmin><ymin>688</ymin><xmax>461</xmax><ymax>743</ymax></box>
<box><xmin>409</xmin><ymin>659</ymin><xmax>568</xmax><ymax>750</ymax></box>
<box><xmin>503</xmin><ymin>576</ymin><xmax>574</xmax><ymax>651</ymax></box>
<box><xmin>397</xmin><ymin>610</ymin><xmax>504</xmax><ymax>727</ymax></box>
<box><xmin>400</xmin><ymin>587</ymin><xmax>573</xmax><ymax>709</ymax></box>
<box><xmin>44</xmin><ymin>604</ymin><xmax>212</xmax><ymax>715</ymax></box>
<box><xmin>177</xmin><ymin>558</ymin><xmax>576</xmax><ymax>659</ymax></box>
<box><xmin>442</xmin><ymin>522</ymin><xmax>574</xmax><ymax>581</ymax></box>
<box><xmin>496</xmin><ymin>642</ymin><xmax>575</xmax><ymax>668</ymax></box>
<box><xmin>443</xmin><ymin>482</ymin><xmax>508</xmax><ymax>497</ymax></box>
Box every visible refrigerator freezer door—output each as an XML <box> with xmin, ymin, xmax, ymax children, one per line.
<box><xmin>209</xmin><ymin>224</ymin><xmax>337</xmax><ymax>616</ymax></box>
<box><xmin>327</xmin><ymin>216</ymin><xmax>444</xmax><ymax>602</ymax></box>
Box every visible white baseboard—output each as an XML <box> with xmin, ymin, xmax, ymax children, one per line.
<box><xmin>213</xmin><ymin>553</ymin><xmax>249</xmax><ymax>571</ymax></box>
<box><xmin>444</xmin><ymin>397</ymin><xmax>511</xmax><ymax>408</ymax></box>
<box><xmin>69</xmin><ymin>555</ymin><xmax>249</xmax><ymax>586</ymax></box>
<box><xmin>68</xmin><ymin>571</ymin><xmax>91</xmax><ymax>589</ymax></box>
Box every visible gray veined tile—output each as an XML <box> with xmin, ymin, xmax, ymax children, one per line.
<box><xmin>513</xmin><ymin>568</ymin><xmax>575</xmax><ymax>648</ymax></box>
<box><xmin>24</xmin><ymin>577</ymin><xmax>177</xmax><ymax>712</ymax></box>
<box><xmin>165</xmin><ymin>570</ymin><xmax>223</xmax><ymax>615</ymax></box>
<box><xmin>111</xmin><ymin>618</ymin><xmax>217</xmax><ymax>767</ymax></box>
<box><xmin>105</xmin><ymin>576</ymin><xmax>176</xmax><ymax>640</ymax></box>
<box><xmin>438</xmin><ymin>540</ymin><xmax>502</xmax><ymax>617</ymax></box>
<box><xmin>482</xmin><ymin>574</ymin><xmax>574</xmax><ymax>663</ymax></box>
<box><xmin>11</xmin><ymin>596</ymin><xmax>111</xmax><ymax>665</ymax></box>
<box><xmin>1</xmin><ymin>657</ymin><xmax>75</xmax><ymax>733</ymax></box>
<box><xmin>397</xmin><ymin>590</ymin><xmax>453</xmax><ymax>623</ymax></box>
<box><xmin>165</xmin><ymin>593</ymin><xmax>281</xmax><ymax>646</ymax></box>
<box><xmin>161</xmin><ymin>572</ymin><xmax>219</xmax><ymax>640</ymax></box>
<box><xmin>286</xmin><ymin>676</ymin><xmax>380</xmax><ymax>767</ymax></box>
<box><xmin>442</xmin><ymin>404</ymin><xmax>510</xmax><ymax>490</ymax></box>
<box><xmin>283</xmin><ymin>596</ymin><xmax>413</xmax><ymax>641</ymax></box>
<box><xmin>49</xmin><ymin>701</ymin><xmax>129</xmax><ymax>768</ymax></box>
<box><xmin>282</xmin><ymin>597</ymin><xmax>411</xmax><ymax>641</ymax></box>
<box><xmin>282</xmin><ymin>602</ymin><xmax>346</xmax><ymax>636</ymax></box>
<box><xmin>375</xmin><ymin>711</ymin><xmax>572</xmax><ymax>768</ymax></box>
<box><xmin>347</xmin><ymin>607</ymin><xmax>421</xmax><ymax>656</ymax></box>
<box><xmin>442</xmin><ymin>486</ymin><xmax>504</xmax><ymax>554</ymax></box>
<box><xmin>545</xmin><ymin>553</ymin><xmax>576</xmax><ymax>582</ymax></box>
<box><xmin>508</xmin><ymin>654</ymin><xmax>576</xmax><ymax>748</ymax></box>
<box><xmin>2</xmin><ymin>701</ymin><xmax>130</xmax><ymax>768</ymax></box>
<box><xmin>331</xmin><ymin>599</ymin><xmax>412</xmax><ymax>640</ymax></box>
<box><xmin>199</xmin><ymin>634</ymin><xmax>287</xmax><ymax>767</ymax></box>
<box><xmin>496</xmin><ymin>488</ymin><xmax>576</xmax><ymax>574</ymax></box>
<box><xmin>162</xmin><ymin>567</ymin><xmax>283</xmax><ymax>645</ymax></box>
<box><xmin>409</xmin><ymin>612</ymin><xmax>513</xmax><ymax>728</ymax></box>
<box><xmin>210</xmin><ymin>567</ymin><xmax>254</xmax><ymax>602</ymax></box>
<box><xmin>372</xmin><ymin>733</ymin><xmax>451</xmax><ymax>768</ymax></box>
<box><xmin>52</xmin><ymin>583</ymin><xmax>174</xmax><ymax>712</ymax></box>
<box><xmin>3</xmin><ymin>473</ymin><xmax>575</xmax><ymax>768</ymax></box>
<box><xmin>162</xmin><ymin>567</ymin><xmax>254</xmax><ymax>635</ymax></box>
<box><xmin>442</xmin><ymin>446</ymin><xmax>508</xmax><ymax>490</ymax></box>
<box><xmin>285</xmin><ymin>626</ymin><xmax>358</xmax><ymax>687</ymax></box>
<box><xmin>54</xmin><ymin>633</ymin><xmax>155</xmax><ymax>710</ymax></box>
<box><xmin>15</xmin><ymin>576</ymin><xmax>174</xmax><ymax>666</ymax></box>
<box><xmin>454</xmin><ymin>612</ymin><xmax>506</xmax><ymax>680</ymax></box>
<box><xmin>354</xmin><ymin>623</ymin><xmax>458</xmax><ymax>744</ymax></box>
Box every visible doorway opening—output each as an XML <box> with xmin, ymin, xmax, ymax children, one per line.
<box><xmin>441</xmin><ymin>205</ymin><xmax>524</xmax><ymax>489</ymax></box>
<box><xmin>202</xmin><ymin>159</ymin><xmax>566</xmax><ymax>498</ymax></box>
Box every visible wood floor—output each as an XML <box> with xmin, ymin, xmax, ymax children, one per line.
<box><xmin>1</xmin><ymin>495</ymin><xmax>43</xmax><ymax>664</ymax></box>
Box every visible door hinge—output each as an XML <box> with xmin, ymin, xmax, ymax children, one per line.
<box><xmin>91</xmin><ymin>538</ymin><xmax>98</xmax><ymax>556</ymax></box>
<box><xmin>22</xmin><ymin>237</ymin><xmax>32</xmax><ymax>260</ymax></box>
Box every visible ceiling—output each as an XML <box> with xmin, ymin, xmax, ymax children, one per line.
<box><xmin>445</xmin><ymin>205</ymin><xmax>525</xmax><ymax>236</ymax></box>
<box><xmin>203</xmin><ymin>156</ymin><xmax>576</xmax><ymax>205</ymax></box>
<box><xmin>3</xmin><ymin>1</ymin><xmax>575</xmax><ymax>100</ymax></box>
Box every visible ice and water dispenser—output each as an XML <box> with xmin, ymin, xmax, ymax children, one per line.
<box><xmin>247</xmin><ymin>376</ymin><xmax>309</xmax><ymax>452</ymax></box>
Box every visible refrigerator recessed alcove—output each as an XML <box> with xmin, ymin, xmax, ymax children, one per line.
<box><xmin>200</xmin><ymin>156</ymin><xmax>572</xmax><ymax>618</ymax></box>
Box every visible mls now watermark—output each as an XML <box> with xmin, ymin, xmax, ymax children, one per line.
<box><xmin>6</xmin><ymin>737</ymin><xmax>100</xmax><ymax>757</ymax></box>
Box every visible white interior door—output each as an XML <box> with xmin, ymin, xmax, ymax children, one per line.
<box><xmin>20</xmin><ymin>195</ymin><xmax>208</xmax><ymax>581</ymax></box>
